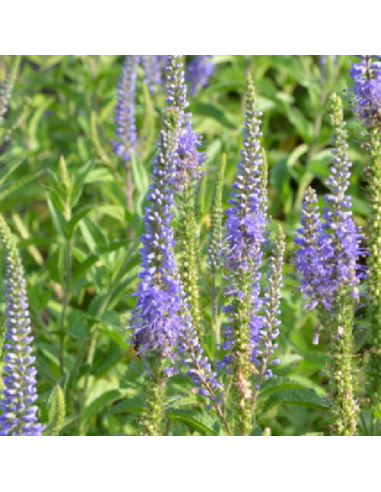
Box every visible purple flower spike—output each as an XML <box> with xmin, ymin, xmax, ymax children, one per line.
<box><xmin>221</xmin><ymin>73</ymin><xmax>267</xmax><ymax>369</ymax></box>
<box><xmin>0</xmin><ymin>216</ymin><xmax>43</xmax><ymax>437</ymax></box>
<box><xmin>295</xmin><ymin>94</ymin><xmax>364</xmax><ymax>312</ymax></box>
<box><xmin>132</xmin><ymin>108</ymin><xmax>183</xmax><ymax>361</ymax></box>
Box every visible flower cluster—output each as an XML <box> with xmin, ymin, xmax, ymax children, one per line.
<box><xmin>114</xmin><ymin>56</ymin><xmax>140</xmax><ymax>160</ymax></box>
<box><xmin>0</xmin><ymin>215</ymin><xmax>43</xmax><ymax>437</ymax></box>
<box><xmin>187</xmin><ymin>56</ymin><xmax>215</xmax><ymax>95</ymax></box>
<box><xmin>295</xmin><ymin>94</ymin><xmax>364</xmax><ymax>312</ymax></box>
<box><xmin>350</xmin><ymin>55</ymin><xmax>381</xmax><ymax>129</ymax></box>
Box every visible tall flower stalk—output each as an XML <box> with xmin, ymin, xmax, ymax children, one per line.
<box><xmin>295</xmin><ymin>94</ymin><xmax>363</xmax><ymax>435</ymax></box>
<box><xmin>167</xmin><ymin>55</ymin><xmax>205</xmax><ymax>337</ymax></box>
<box><xmin>350</xmin><ymin>55</ymin><xmax>381</xmax><ymax>410</ymax></box>
<box><xmin>0</xmin><ymin>215</ymin><xmax>43</xmax><ymax>436</ymax></box>
<box><xmin>132</xmin><ymin>60</ymin><xmax>227</xmax><ymax>435</ymax></box>
<box><xmin>222</xmin><ymin>74</ymin><xmax>267</xmax><ymax>436</ymax></box>
<box><xmin>132</xmin><ymin>107</ymin><xmax>182</xmax><ymax>436</ymax></box>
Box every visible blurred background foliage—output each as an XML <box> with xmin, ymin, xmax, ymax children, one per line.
<box><xmin>0</xmin><ymin>55</ymin><xmax>371</xmax><ymax>436</ymax></box>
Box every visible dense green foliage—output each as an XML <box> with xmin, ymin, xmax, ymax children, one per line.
<box><xmin>0</xmin><ymin>55</ymin><xmax>373</xmax><ymax>436</ymax></box>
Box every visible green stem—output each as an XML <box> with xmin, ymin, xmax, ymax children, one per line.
<box><xmin>325</xmin><ymin>291</ymin><xmax>358</xmax><ymax>436</ymax></box>
<box><xmin>141</xmin><ymin>358</ymin><xmax>167</xmax><ymax>436</ymax></box>
<box><xmin>178</xmin><ymin>185</ymin><xmax>202</xmax><ymax>337</ymax></box>
<box><xmin>125</xmin><ymin>157</ymin><xmax>134</xmax><ymax>213</ymax></box>
<box><xmin>366</xmin><ymin>132</ymin><xmax>381</xmax><ymax>411</ymax></box>
<box><xmin>59</xmin><ymin>239</ymin><xmax>72</xmax><ymax>379</ymax></box>
<box><xmin>231</xmin><ymin>272</ymin><xmax>254</xmax><ymax>436</ymax></box>
<box><xmin>211</xmin><ymin>266</ymin><xmax>220</xmax><ymax>348</ymax></box>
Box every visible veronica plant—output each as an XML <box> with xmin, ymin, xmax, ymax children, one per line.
<box><xmin>295</xmin><ymin>94</ymin><xmax>363</xmax><ymax>436</ymax></box>
<box><xmin>350</xmin><ymin>55</ymin><xmax>381</xmax><ymax>411</ymax></box>
<box><xmin>131</xmin><ymin>73</ymin><xmax>226</xmax><ymax>435</ymax></box>
<box><xmin>221</xmin><ymin>74</ymin><xmax>269</xmax><ymax>436</ymax></box>
<box><xmin>0</xmin><ymin>215</ymin><xmax>43</xmax><ymax>436</ymax></box>
<box><xmin>131</xmin><ymin>106</ymin><xmax>183</xmax><ymax>436</ymax></box>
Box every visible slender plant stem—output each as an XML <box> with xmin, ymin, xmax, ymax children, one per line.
<box><xmin>326</xmin><ymin>294</ymin><xmax>358</xmax><ymax>436</ymax></box>
<box><xmin>125</xmin><ymin>157</ymin><xmax>134</xmax><ymax>213</ymax></box>
<box><xmin>59</xmin><ymin>239</ymin><xmax>72</xmax><ymax>379</ymax></box>
<box><xmin>211</xmin><ymin>266</ymin><xmax>220</xmax><ymax>348</ymax></box>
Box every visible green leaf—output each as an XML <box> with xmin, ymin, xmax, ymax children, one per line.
<box><xmin>194</xmin><ymin>103</ymin><xmax>236</xmax><ymax>129</ymax></box>
<box><xmin>106</xmin><ymin>397</ymin><xmax>144</xmax><ymax>417</ymax></box>
<box><xmin>0</xmin><ymin>170</ymin><xmax>44</xmax><ymax>204</ymax></box>
<box><xmin>81</xmin><ymin>390</ymin><xmax>123</xmax><ymax>424</ymax></box>
<box><xmin>261</xmin><ymin>388</ymin><xmax>328</xmax><ymax>413</ymax></box>
<box><xmin>166</xmin><ymin>411</ymin><xmax>218</xmax><ymax>436</ymax></box>
<box><xmin>70</xmin><ymin>160</ymin><xmax>96</xmax><ymax>208</ymax></box>
<box><xmin>258</xmin><ymin>377</ymin><xmax>307</xmax><ymax>400</ymax></box>
<box><xmin>67</xmin><ymin>204</ymin><xmax>94</xmax><ymax>238</ymax></box>
<box><xmin>47</xmin><ymin>196</ymin><xmax>66</xmax><ymax>237</ymax></box>
<box><xmin>130</xmin><ymin>152</ymin><xmax>149</xmax><ymax>198</ymax></box>
<box><xmin>79</xmin><ymin>217</ymin><xmax>108</xmax><ymax>255</ymax></box>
